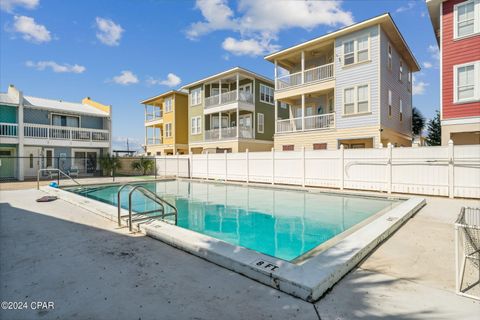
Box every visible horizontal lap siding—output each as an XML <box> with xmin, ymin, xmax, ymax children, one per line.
<box><xmin>442</xmin><ymin>0</ymin><xmax>480</xmax><ymax>120</ymax></box>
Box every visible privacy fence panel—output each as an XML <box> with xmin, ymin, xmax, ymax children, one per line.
<box><xmin>155</xmin><ymin>143</ymin><xmax>480</xmax><ymax>199</ymax></box>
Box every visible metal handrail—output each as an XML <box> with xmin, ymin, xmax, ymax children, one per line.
<box><xmin>117</xmin><ymin>184</ymin><xmax>178</xmax><ymax>231</ymax></box>
<box><xmin>37</xmin><ymin>168</ymin><xmax>81</xmax><ymax>189</ymax></box>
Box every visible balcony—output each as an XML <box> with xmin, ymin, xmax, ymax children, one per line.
<box><xmin>204</xmin><ymin>90</ymin><xmax>254</xmax><ymax>109</ymax></box>
<box><xmin>0</xmin><ymin>122</ymin><xmax>18</xmax><ymax>137</ymax></box>
<box><xmin>145</xmin><ymin>110</ymin><xmax>163</xmax><ymax>125</ymax></box>
<box><xmin>276</xmin><ymin>63</ymin><xmax>334</xmax><ymax>91</ymax></box>
<box><xmin>276</xmin><ymin>113</ymin><xmax>335</xmax><ymax>133</ymax></box>
<box><xmin>23</xmin><ymin>123</ymin><xmax>110</xmax><ymax>147</ymax></box>
<box><xmin>146</xmin><ymin>138</ymin><xmax>162</xmax><ymax>145</ymax></box>
<box><xmin>204</xmin><ymin>126</ymin><xmax>253</xmax><ymax>141</ymax></box>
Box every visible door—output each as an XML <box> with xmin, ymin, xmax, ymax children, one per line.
<box><xmin>45</xmin><ymin>149</ymin><xmax>54</xmax><ymax>168</ymax></box>
<box><xmin>239</xmin><ymin>84</ymin><xmax>252</xmax><ymax>102</ymax></box>
<box><xmin>0</xmin><ymin>149</ymin><xmax>15</xmax><ymax>179</ymax></box>
<box><xmin>86</xmin><ymin>152</ymin><xmax>97</xmax><ymax>174</ymax></box>
<box><xmin>239</xmin><ymin>114</ymin><xmax>252</xmax><ymax>138</ymax></box>
<box><xmin>24</xmin><ymin>147</ymin><xmax>42</xmax><ymax>177</ymax></box>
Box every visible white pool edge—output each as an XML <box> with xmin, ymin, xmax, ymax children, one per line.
<box><xmin>42</xmin><ymin>184</ymin><xmax>425</xmax><ymax>302</ymax></box>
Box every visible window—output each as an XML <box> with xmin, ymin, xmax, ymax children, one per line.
<box><xmin>399</xmin><ymin>99</ymin><xmax>403</xmax><ymax>122</ymax></box>
<box><xmin>257</xmin><ymin>113</ymin><xmax>264</xmax><ymax>133</ymax></box>
<box><xmin>357</xmin><ymin>85</ymin><xmax>369</xmax><ymax>113</ymax></box>
<box><xmin>387</xmin><ymin>43</ymin><xmax>393</xmax><ymax>71</ymax></box>
<box><xmin>165</xmin><ymin>123</ymin><xmax>172</xmax><ymax>137</ymax></box>
<box><xmin>260</xmin><ymin>84</ymin><xmax>274</xmax><ymax>104</ymax></box>
<box><xmin>407</xmin><ymin>68</ymin><xmax>411</xmax><ymax>83</ymax></box>
<box><xmin>357</xmin><ymin>35</ymin><xmax>369</xmax><ymax>62</ymax></box>
<box><xmin>344</xmin><ymin>88</ymin><xmax>355</xmax><ymax>114</ymax></box>
<box><xmin>280</xmin><ymin>101</ymin><xmax>288</xmax><ymax>109</ymax></box>
<box><xmin>190</xmin><ymin>88</ymin><xmax>202</xmax><ymax>106</ymax></box>
<box><xmin>313</xmin><ymin>143</ymin><xmax>327</xmax><ymax>150</ymax></box>
<box><xmin>191</xmin><ymin>116</ymin><xmax>202</xmax><ymax>135</ymax></box>
<box><xmin>164</xmin><ymin>98</ymin><xmax>173</xmax><ymax>113</ymax></box>
<box><xmin>454</xmin><ymin>0</ymin><xmax>479</xmax><ymax>39</ymax></box>
<box><xmin>282</xmin><ymin>145</ymin><xmax>294</xmax><ymax>151</ymax></box>
<box><xmin>388</xmin><ymin>90</ymin><xmax>393</xmax><ymax>117</ymax></box>
<box><xmin>51</xmin><ymin>114</ymin><xmax>79</xmax><ymax>127</ymax></box>
<box><xmin>454</xmin><ymin>61</ymin><xmax>480</xmax><ymax>102</ymax></box>
<box><xmin>343</xmin><ymin>40</ymin><xmax>355</xmax><ymax>65</ymax></box>
<box><xmin>344</xmin><ymin>84</ymin><xmax>369</xmax><ymax>115</ymax></box>
<box><xmin>399</xmin><ymin>60</ymin><xmax>404</xmax><ymax>82</ymax></box>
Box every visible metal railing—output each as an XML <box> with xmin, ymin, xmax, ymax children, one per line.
<box><xmin>145</xmin><ymin>111</ymin><xmax>163</xmax><ymax>122</ymax></box>
<box><xmin>276</xmin><ymin>63</ymin><xmax>334</xmax><ymax>90</ymax></box>
<box><xmin>204</xmin><ymin>89</ymin><xmax>254</xmax><ymax>108</ymax></box>
<box><xmin>24</xmin><ymin>123</ymin><xmax>110</xmax><ymax>141</ymax></box>
<box><xmin>277</xmin><ymin>117</ymin><xmax>302</xmax><ymax>133</ymax></box>
<box><xmin>0</xmin><ymin>122</ymin><xmax>18</xmax><ymax>137</ymax></box>
<box><xmin>204</xmin><ymin>126</ymin><xmax>253</xmax><ymax>141</ymax></box>
<box><xmin>276</xmin><ymin>113</ymin><xmax>335</xmax><ymax>133</ymax></box>
<box><xmin>37</xmin><ymin>168</ymin><xmax>82</xmax><ymax>189</ymax></box>
<box><xmin>116</xmin><ymin>184</ymin><xmax>178</xmax><ymax>231</ymax></box>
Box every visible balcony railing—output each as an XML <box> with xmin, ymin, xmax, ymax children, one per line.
<box><xmin>204</xmin><ymin>89</ymin><xmax>254</xmax><ymax>109</ymax></box>
<box><xmin>24</xmin><ymin>123</ymin><xmax>110</xmax><ymax>142</ymax></box>
<box><xmin>0</xmin><ymin>122</ymin><xmax>18</xmax><ymax>137</ymax></box>
<box><xmin>276</xmin><ymin>113</ymin><xmax>335</xmax><ymax>133</ymax></box>
<box><xmin>145</xmin><ymin>111</ymin><xmax>163</xmax><ymax>122</ymax></box>
<box><xmin>147</xmin><ymin>138</ymin><xmax>162</xmax><ymax>145</ymax></box>
<box><xmin>204</xmin><ymin>126</ymin><xmax>253</xmax><ymax>141</ymax></box>
<box><xmin>276</xmin><ymin>63</ymin><xmax>334</xmax><ymax>90</ymax></box>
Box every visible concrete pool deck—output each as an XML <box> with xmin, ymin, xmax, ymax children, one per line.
<box><xmin>0</xmin><ymin>186</ymin><xmax>479</xmax><ymax>319</ymax></box>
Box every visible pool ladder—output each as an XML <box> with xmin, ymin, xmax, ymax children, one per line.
<box><xmin>117</xmin><ymin>183</ymin><xmax>178</xmax><ymax>232</ymax></box>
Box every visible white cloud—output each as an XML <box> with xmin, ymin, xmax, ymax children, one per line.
<box><xmin>412</xmin><ymin>75</ymin><xmax>429</xmax><ymax>96</ymax></box>
<box><xmin>1</xmin><ymin>0</ymin><xmax>38</xmax><ymax>13</ymax></box>
<box><xmin>13</xmin><ymin>15</ymin><xmax>51</xmax><ymax>43</ymax></box>
<box><xmin>111</xmin><ymin>70</ymin><xmax>138</xmax><ymax>85</ymax></box>
<box><xmin>422</xmin><ymin>62</ymin><xmax>433</xmax><ymax>69</ymax></box>
<box><xmin>428</xmin><ymin>45</ymin><xmax>440</xmax><ymax>61</ymax></box>
<box><xmin>396</xmin><ymin>1</ymin><xmax>415</xmax><ymax>13</ymax></box>
<box><xmin>95</xmin><ymin>17</ymin><xmax>124</xmax><ymax>46</ymax></box>
<box><xmin>26</xmin><ymin>60</ymin><xmax>86</xmax><ymax>73</ymax></box>
<box><xmin>186</xmin><ymin>0</ymin><xmax>354</xmax><ymax>56</ymax></box>
<box><xmin>147</xmin><ymin>73</ymin><xmax>182</xmax><ymax>87</ymax></box>
<box><xmin>222</xmin><ymin>37</ymin><xmax>279</xmax><ymax>56</ymax></box>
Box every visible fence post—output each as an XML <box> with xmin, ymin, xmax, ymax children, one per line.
<box><xmin>339</xmin><ymin>144</ymin><xmax>344</xmax><ymax>190</ymax></box>
<box><xmin>302</xmin><ymin>146</ymin><xmax>306</xmax><ymax>188</ymax></box>
<box><xmin>387</xmin><ymin>143</ymin><xmax>392</xmax><ymax>194</ymax></box>
<box><xmin>164</xmin><ymin>154</ymin><xmax>167</xmax><ymax>176</ymax></box>
<box><xmin>176</xmin><ymin>152</ymin><xmax>180</xmax><ymax>177</ymax></box>
<box><xmin>224</xmin><ymin>150</ymin><xmax>228</xmax><ymax>182</ymax></box>
<box><xmin>206</xmin><ymin>151</ymin><xmax>209</xmax><ymax>180</ymax></box>
<box><xmin>189</xmin><ymin>151</ymin><xmax>193</xmax><ymax>179</ymax></box>
<box><xmin>246</xmin><ymin>149</ymin><xmax>249</xmax><ymax>183</ymax></box>
<box><xmin>448</xmin><ymin>139</ymin><xmax>455</xmax><ymax>199</ymax></box>
<box><xmin>271</xmin><ymin>147</ymin><xmax>275</xmax><ymax>185</ymax></box>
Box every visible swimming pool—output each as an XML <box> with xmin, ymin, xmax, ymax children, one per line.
<box><xmin>66</xmin><ymin>180</ymin><xmax>400</xmax><ymax>261</ymax></box>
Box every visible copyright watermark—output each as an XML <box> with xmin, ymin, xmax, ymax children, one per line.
<box><xmin>1</xmin><ymin>301</ymin><xmax>55</xmax><ymax>310</ymax></box>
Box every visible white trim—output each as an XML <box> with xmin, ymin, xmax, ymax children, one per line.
<box><xmin>165</xmin><ymin>122</ymin><xmax>173</xmax><ymax>138</ymax></box>
<box><xmin>190</xmin><ymin>87</ymin><xmax>202</xmax><ymax>106</ymax></box>
<box><xmin>191</xmin><ymin>116</ymin><xmax>202</xmax><ymax>135</ymax></box>
<box><xmin>343</xmin><ymin>83</ymin><xmax>371</xmax><ymax>116</ymax></box>
<box><xmin>453</xmin><ymin>60</ymin><xmax>480</xmax><ymax>103</ymax></box>
<box><xmin>442</xmin><ymin>116</ymin><xmax>480</xmax><ymax>125</ymax></box>
<box><xmin>342</xmin><ymin>31</ymin><xmax>371</xmax><ymax>67</ymax></box>
<box><xmin>44</xmin><ymin>148</ymin><xmax>54</xmax><ymax>167</ymax></box>
<box><xmin>257</xmin><ymin>113</ymin><xmax>265</xmax><ymax>133</ymax></box>
<box><xmin>50</xmin><ymin>113</ymin><xmax>81</xmax><ymax>128</ymax></box>
<box><xmin>453</xmin><ymin>0</ymin><xmax>480</xmax><ymax>40</ymax></box>
<box><xmin>259</xmin><ymin>83</ymin><xmax>274</xmax><ymax>105</ymax></box>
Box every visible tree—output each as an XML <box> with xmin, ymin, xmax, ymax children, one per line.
<box><xmin>426</xmin><ymin>110</ymin><xmax>441</xmax><ymax>146</ymax></box>
<box><xmin>131</xmin><ymin>157</ymin><xmax>154</xmax><ymax>175</ymax></box>
<box><xmin>99</xmin><ymin>154</ymin><xmax>122</xmax><ymax>177</ymax></box>
<box><xmin>412</xmin><ymin>107</ymin><xmax>426</xmax><ymax>136</ymax></box>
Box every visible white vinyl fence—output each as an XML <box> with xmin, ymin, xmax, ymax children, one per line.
<box><xmin>155</xmin><ymin>141</ymin><xmax>480</xmax><ymax>199</ymax></box>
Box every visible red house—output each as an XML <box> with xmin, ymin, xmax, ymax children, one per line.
<box><xmin>427</xmin><ymin>0</ymin><xmax>480</xmax><ymax>145</ymax></box>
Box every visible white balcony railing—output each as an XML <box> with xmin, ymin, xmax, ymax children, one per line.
<box><xmin>147</xmin><ymin>138</ymin><xmax>162</xmax><ymax>145</ymax></box>
<box><xmin>145</xmin><ymin>111</ymin><xmax>162</xmax><ymax>122</ymax></box>
<box><xmin>276</xmin><ymin>63</ymin><xmax>334</xmax><ymax>90</ymax></box>
<box><xmin>204</xmin><ymin>89</ymin><xmax>254</xmax><ymax>109</ymax></box>
<box><xmin>276</xmin><ymin>113</ymin><xmax>335</xmax><ymax>133</ymax></box>
<box><xmin>24</xmin><ymin>123</ymin><xmax>110</xmax><ymax>142</ymax></box>
<box><xmin>204</xmin><ymin>126</ymin><xmax>253</xmax><ymax>141</ymax></box>
<box><xmin>0</xmin><ymin>122</ymin><xmax>18</xmax><ymax>137</ymax></box>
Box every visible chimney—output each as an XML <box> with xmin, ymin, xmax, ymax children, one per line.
<box><xmin>7</xmin><ymin>84</ymin><xmax>20</xmax><ymax>97</ymax></box>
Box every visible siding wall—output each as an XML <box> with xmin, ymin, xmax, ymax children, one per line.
<box><xmin>254</xmin><ymin>79</ymin><xmax>276</xmax><ymax>141</ymax></box>
<box><xmin>334</xmin><ymin>25</ymin><xmax>380</xmax><ymax>130</ymax></box>
<box><xmin>23</xmin><ymin>108</ymin><xmax>105</xmax><ymax>129</ymax></box>
<box><xmin>379</xmin><ymin>28</ymin><xmax>413</xmax><ymax>138</ymax></box>
<box><xmin>174</xmin><ymin>93</ymin><xmax>189</xmax><ymax>145</ymax></box>
<box><xmin>441</xmin><ymin>0</ymin><xmax>480</xmax><ymax>120</ymax></box>
<box><xmin>188</xmin><ymin>85</ymin><xmax>204</xmax><ymax>143</ymax></box>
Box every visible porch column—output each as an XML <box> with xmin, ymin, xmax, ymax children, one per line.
<box><xmin>219</xmin><ymin>79</ymin><xmax>222</xmax><ymax>104</ymax></box>
<box><xmin>236</xmin><ymin>107</ymin><xmax>240</xmax><ymax>138</ymax></box>
<box><xmin>144</xmin><ymin>104</ymin><xmax>147</xmax><ymax>122</ymax></box>
<box><xmin>236</xmin><ymin>73</ymin><xmax>240</xmax><ymax>101</ymax></box>
<box><xmin>274</xmin><ymin>99</ymin><xmax>278</xmax><ymax>134</ymax></box>
<box><xmin>252</xmin><ymin>111</ymin><xmax>256</xmax><ymax>139</ymax></box>
<box><xmin>301</xmin><ymin>94</ymin><xmax>305</xmax><ymax>131</ymax></box>
<box><xmin>145</xmin><ymin>126</ymin><xmax>148</xmax><ymax>147</ymax></box>
<box><xmin>18</xmin><ymin>90</ymin><xmax>24</xmax><ymax>181</ymax></box>
<box><xmin>274</xmin><ymin>60</ymin><xmax>278</xmax><ymax>89</ymax></box>
<box><xmin>301</xmin><ymin>51</ymin><xmax>305</xmax><ymax>84</ymax></box>
<box><xmin>218</xmin><ymin>112</ymin><xmax>222</xmax><ymax>139</ymax></box>
<box><xmin>153</xmin><ymin>126</ymin><xmax>156</xmax><ymax>144</ymax></box>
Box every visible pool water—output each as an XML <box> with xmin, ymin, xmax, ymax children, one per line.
<box><xmin>66</xmin><ymin>180</ymin><xmax>399</xmax><ymax>261</ymax></box>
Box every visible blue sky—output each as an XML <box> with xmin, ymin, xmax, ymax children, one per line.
<box><xmin>1</xmin><ymin>0</ymin><xmax>439</xmax><ymax>150</ymax></box>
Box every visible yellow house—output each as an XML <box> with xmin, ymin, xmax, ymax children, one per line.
<box><xmin>140</xmin><ymin>90</ymin><xmax>189</xmax><ymax>155</ymax></box>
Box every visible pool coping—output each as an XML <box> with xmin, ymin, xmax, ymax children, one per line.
<box><xmin>42</xmin><ymin>180</ymin><xmax>425</xmax><ymax>302</ymax></box>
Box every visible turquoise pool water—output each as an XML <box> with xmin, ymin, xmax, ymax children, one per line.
<box><xmin>66</xmin><ymin>180</ymin><xmax>399</xmax><ymax>261</ymax></box>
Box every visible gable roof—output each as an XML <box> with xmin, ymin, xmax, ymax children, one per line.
<box><xmin>23</xmin><ymin>96</ymin><xmax>110</xmax><ymax>117</ymax></box>
<box><xmin>140</xmin><ymin>90</ymin><xmax>188</xmax><ymax>105</ymax></box>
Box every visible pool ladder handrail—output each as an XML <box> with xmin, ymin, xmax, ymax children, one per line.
<box><xmin>117</xmin><ymin>183</ymin><xmax>178</xmax><ymax>231</ymax></box>
<box><xmin>37</xmin><ymin>168</ymin><xmax>82</xmax><ymax>190</ymax></box>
